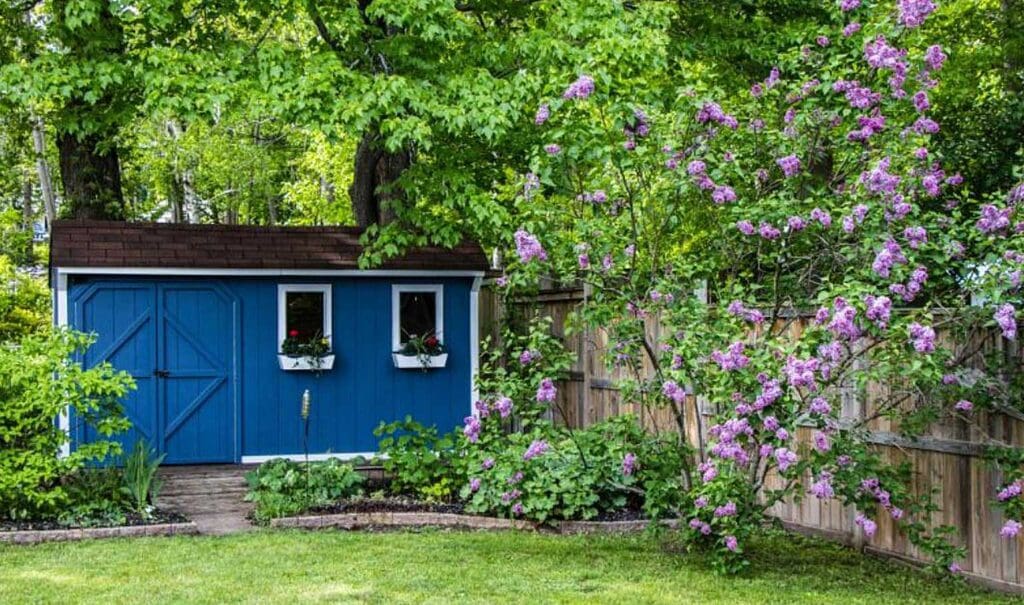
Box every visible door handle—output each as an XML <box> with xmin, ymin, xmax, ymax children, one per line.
<box><xmin>153</xmin><ymin>369</ymin><xmax>171</xmax><ymax>378</ymax></box>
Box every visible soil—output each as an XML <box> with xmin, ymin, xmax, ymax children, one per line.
<box><xmin>590</xmin><ymin>507</ymin><xmax>648</xmax><ymax>522</ymax></box>
<box><xmin>0</xmin><ymin>509</ymin><xmax>190</xmax><ymax>532</ymax></box>
<box><xmin>310</xmin><ymin>496</ymin><xmax>466</xmax><ymax>516</ymax></box>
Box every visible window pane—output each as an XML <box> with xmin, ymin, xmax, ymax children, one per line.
<box><xmin>399</xmin><ymin>291</ymin><xmax>437</xmax><ymax>344</ymax></box>
<box><xmin>286</xmin><ymin>292</ymin><xmax>324</xmax><ymax>342</ymax></box>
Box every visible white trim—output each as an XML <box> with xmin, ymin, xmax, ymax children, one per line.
<box><xmin>241</xmin><ymin>452</ymin><xmax>379</xmax><ymax>464</ymax></box>
<box><xmin>391</xmin><ymin>284</ymin><xmax>444</xmax><ymax>351</ymax></box>
<box><xmin>470</xmin><ymin>276</ymin><xmax>482</xmax><ymax>415</ymax></box>
<box><xmin>56</xmin><ymin>267</ymin><xmax>485</xmax><ymax>278</ymax></box>
<box><xmin>56</xmin><ymin>272</ymin><xmax>70</xmax><ymax>458</ymax></box>
<box><xmin>278</xmin><ymin>284</ymin><xmax>332</xmax><ymax>353</ymax></box>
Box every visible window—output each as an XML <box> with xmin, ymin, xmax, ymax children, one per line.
<box><xmin>392</xmin><ymin>285</ymin><xmax>443</xmax><ymax>350</ymax></box>
<box><xmin>278</xmin><ymin>284</ymin><xmax>332</xmax><ymax>350</ymax></box>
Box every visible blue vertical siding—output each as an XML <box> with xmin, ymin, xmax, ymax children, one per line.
<box><xmin>69</xmin><ymin>275</ymin><xmax>473</xmax><ymax>462</ymax></box>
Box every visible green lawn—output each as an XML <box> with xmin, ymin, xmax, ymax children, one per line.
<box><xmin>0</xmin><ymin>530</ymin><xmax>1016</xmax><ymax>604</ymax></box>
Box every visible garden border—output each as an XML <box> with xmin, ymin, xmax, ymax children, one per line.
<box><xmin>0</xmin><ymin>521</ymin><xmax>199</xmax><ymax>545</ymax></box>
<box><xmin>269</xmin><ymin>511</ymin><xmax>680</xmax><ymax>534</ymax></box>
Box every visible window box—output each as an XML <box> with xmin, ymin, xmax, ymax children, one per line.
<box><xmin>392</xmin><ymin>352</ymin><xmax>448</xmax><ymax>370</ymax></box>
<box><xmin>278</xmin><ymin>354</ymin><xmax>336</xmax><ymax>372</ymax></box>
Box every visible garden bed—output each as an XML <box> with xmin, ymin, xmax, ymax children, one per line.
<box><xmin>0</xmin><ymin>510</ymin><xmax>197</xmax><ymax>544</ymax></box>
<box><xmin>271</xmin><ymin>499</ymin><xmax>678</xmax><ymax>534</ymax></box>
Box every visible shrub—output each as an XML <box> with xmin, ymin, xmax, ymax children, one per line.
<box><xmin>0</xmin><ymin>329</ymin><xmax>133</xmax><ymax>520</ymax></box>
<box><xmin>375</xmin><ymin>417</ymin><xmax>463</xmax><ymax>502</ymax></box>
<box><xmin>244</xmin><ymin>458</ymin><xmax>364</xmax><ymax>524</ymax></box>
<box><xmin>0</xmin><ymin>255</ymin><xmax>49</xmax><ymax>341</ymax></box>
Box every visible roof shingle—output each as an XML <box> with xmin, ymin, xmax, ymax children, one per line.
<box><xmin>50</xmin><ymin>221</ymin><xmax>489</xmax><ymax>272</ymax></box>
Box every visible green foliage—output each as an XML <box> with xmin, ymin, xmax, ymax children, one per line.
<box><xmin>0</xmin><ymin>255</ymin><xmax>49</xmax><ymax>342</ymax></box>
<box><xmin>121</xmin><ymin>440</ymin><xmax>166</xmax><ymax>518</ymax></box>
<box><xmin>374</xmin><ymin>417</ymin><xmax>462</xmax><ymax>502</ymax></box>
<box><xmin>0</xmin><ymin>329</ymin><xmax>133</xmax><ymax>520</ymax></box>
<box><xmin>244</xmin><ymin>458</ymin><xmax>364</xmax><ymax>524</ymax></box>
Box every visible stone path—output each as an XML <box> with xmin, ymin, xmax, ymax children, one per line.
<box><xmin>157</xmin><ymin>465</ymin><xmax>256</xmax><ymax>535</ymax></box>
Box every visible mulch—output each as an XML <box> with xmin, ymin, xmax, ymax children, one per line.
<box><xmin>0</xmin><ymin>509</ymin><xmax>189</xmax><ymax>533</ymax></box>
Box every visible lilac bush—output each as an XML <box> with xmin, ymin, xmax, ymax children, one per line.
<box><xmin>496</xmin><ymin>0</ymin><xmax>1024</xmax><ymax>574</ymax></box>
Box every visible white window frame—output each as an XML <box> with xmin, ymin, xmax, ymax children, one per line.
<box><xmin>392</xmin><ymin>284</ymin><xmax>444</xmax><ymax>351</ymax></box>
<box><xmin>278</xmin><ymin>284</ymin><xmax>333</xmax><ymax>352</ymax></box>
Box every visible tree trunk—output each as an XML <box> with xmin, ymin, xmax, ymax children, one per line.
<box><xmin>166</xmin><ymin>120</ymin><xmax>197</xmax><ymax>223</ymax></box>
<box><xmin>349</xmin><ymin>130</ymin><xmax>411</xmax><ymax>229</ymax></box>
<box><xmin>21</xmin><ymin>175</ymin><xmax>34</xmax><ymax>259</ymax></box>
<box><xmin>31</xmin><ymin>118</ymin><xmax>57</xmax><ymax>228</ymax></box>
<box><xmin>57</xmin><ymin>131</ymin><xmax>126</xmax><ymax>220</ymax></box>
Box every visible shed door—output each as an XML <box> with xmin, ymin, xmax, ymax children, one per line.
<box><xmin>74</xmin><ymin>280</ymin><xmax>239</xmax><ymax>464</ymax></box>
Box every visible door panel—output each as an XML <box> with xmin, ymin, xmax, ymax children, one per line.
<box><xmin>158</xmin><ymin>284</ymin><xmax>238</xmax><ymax>464</ymax></box>
<box><xmin>74</xmin><ymin>283</ymin><xmax>158</xmax><ymax>457</ymax></box>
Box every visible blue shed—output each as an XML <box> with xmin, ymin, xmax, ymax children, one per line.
<box><xmin>50</xmin><ymin>221</ymin><xmax>488</xmax><ymax>465</ymax></box>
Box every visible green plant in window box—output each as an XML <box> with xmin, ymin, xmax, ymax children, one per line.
<box><xmin>395</xmin><ymin>333</ymin><xmax>446</xmax><ymax>368</ymax></box>
<box><xmin>280</xmin><ymin>330</ymin><xmax>332</xmax><ymax>371</ymax></box>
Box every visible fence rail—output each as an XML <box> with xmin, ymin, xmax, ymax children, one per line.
<box><xmin>481</xmin><ymin>284</ymin><xmax>1024</xmax><ymax>592</ymax></box>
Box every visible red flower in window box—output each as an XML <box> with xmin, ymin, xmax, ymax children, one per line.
<box><xmin>424</xmin><ymin>335</ymin><xmax>439</xmax><ymax>349</ymax></box>
<box><xmin>289</xmin><ymin>329</ymin><xmax>300</xmax><ymax>338</ymax></box>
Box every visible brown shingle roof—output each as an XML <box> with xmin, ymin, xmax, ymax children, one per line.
<box><xmin>50</xmin><ymin>221</ymin><xmax>489</xmax><ymax>272</ymax></box>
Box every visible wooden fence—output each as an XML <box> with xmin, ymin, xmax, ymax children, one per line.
<box><xmin>481</xmin><ymin>284</ymin><xmax>1024</xmax><ymax>592</ymax></box>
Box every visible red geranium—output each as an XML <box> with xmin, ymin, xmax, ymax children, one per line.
<box><xmin>289</xmin><ymin>329</ymin><xmax>300</xmax><ymax>338</ymax></box>
<box><xmin>425</xmin><ymin>335</ymin><xmax>439</xmax><ymax>348</ymax></box>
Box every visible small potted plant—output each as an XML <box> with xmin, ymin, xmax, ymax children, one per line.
<box><xmin>278</xmin><ymin>329</ymin><xmax>335</xmax><ymax>371</ymax></box>
<box><xmin>392</xmin><ymin>333</ymin><xmax>448</xmax><ymax>369</ymax></box>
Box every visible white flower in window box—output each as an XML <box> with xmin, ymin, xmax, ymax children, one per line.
<box><xmin>278</xmin><ymin>331</ymin><xmax>335</xmax><ymax>372</ymax></box>
<box><xmin>392</xmin><ymin>334</ymin><xmax>448</xmax><ymax>369</ymax></box>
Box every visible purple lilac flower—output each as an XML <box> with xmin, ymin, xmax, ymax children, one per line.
<box><xmin>535</xmin><ymin>104</ymin><xmax>550</xmax><ymax>125</ymax></box>
<box><xmin>856</xmin><ymin>513</ymin><xmax>878</xmax><ymax>537</ymax></box>
<box><xmin>843</xmin><ymin>22</ymin><xmax>862</xmax><ymax>37</ymax></box>
<box><xmin>872</xmin><ymin>239</ymin><xmax>907</xmax><ymax>278</ymax></box>
<box><xmin>519</xmin><ymin>350</ymin><xmax>539</xmax><ymax>365</ymax></box>
<box><xmin>622</xmin><ymin>453</ymin><xmax>637</xmax><ymax>476</ymax></box>
<box><xmin>694</xmin><ymin>496</ymin><xmax>708</xmax><ymax>508</ymax></box>
<box><xmin>909</xmin><ymin>323</ymin><xmax>937</xmax><ymax>353</ymax></box>
<box><xmin>977</xmin><ymin>205</ymin><xmax>1012</xmax><ymax>233</ymax></box>
<box><xmin>470</xmin><ymin>478</ymin><xmax>481</xmax><ymax>492</ymax></box>
<box><xmin>810</xmin><ymin>472</ymin><xmax>835</xmax><ymax>499</ymax></box>
<box><xmin>998</xmin><ymin>481</ymin><xmax>1023</xmax><ymax>501</ymax></box>
<box><xmin>954</xmin><ymin>400</ymin><xmax>974</xmax><ymax>412</ymax></box>
<box><xmin>759</xmin><ymin>222</ymin><xmax>781</xmax><ymax>240</ymax></box>
<box><xmin>501</xmin><ymin>490</ymin><xmax>520</xmax><ymax>503</ymax></box>
<box><xmin>662</xmin><ymin>381</ymin><xmax>687</xmax><ymax>404</ymax></box>
<box><xmin>774</xmin><ymin>447</ymin><xmax>798</xmax><ymax>472</ymax></box>
<box><xmin>699</xmin><ymin>461</ymin><xmax>718</xmax><ymax>483</ymax></box>
<box><xmin>751</xmin><ymin>83</ymin><xmax>764</xmax><ymax>98</ymax></box>
<box><xmin>736</xmin><ymin>220</ymin><xmax>755</xmax><ymax>235</ymax></box>
<box><xmin>912</xmin><ymin>90</ymin><xmax>930</xmax><ymax>112</ymax></box>
<box><xmin>463</xmin><ymin>416</ymin><xmax>482</xmax><ymax>443</ymax></box>
<box><xmin>949</xmin><ymin>562</ymin><xmax>963</xmax><ymax>574</ymax></box>
<box><xmin>840</xmin><ymin>0</ymin><xmax>861</xmax><ymax>11</ymax></box>
<box><xmin>816</xmin><ymin>36</ymin><xmax>830</xmax><ymax>47</ymax></box>
<box><xmin>511</xmin><ymin>502</ymin><xmax>524</xmax><ymax>515</ymax></box>
<box><xmin>925</xmin><ymin>45</ymin><xmax>947</xmax><ymax>71</ymax></box>
<box><xmin>898</xmin><ymin>0</ymin><xmax>937</xmax><ymax>28</ymax></box>
<box><xmin>712</xmin><ymin>185</ymin><xmax>737</xmax><ymax>204</ymax></box>
<box><xmin>828</xmin><ymin>297</ymin><xmax>861</xmax><ymax>341</ymax></box>
<box><xmin>687</xmin><ymin>160</ymin><xmax>706</xmax><ymax>175</ymax></box>
<box><xmin>563</xmin><ymin>75</ymin><xmax>595</xmax><ymax>99</ymax></box>
<box><xmin>514</xmin><ymin>229</ymin><xmax>547</xmax><ymax>263</ymax></box>
<box><xmin>544</xmin><ymin>143</ymin><xmax>561</xmax><ymax>155</ymax></box>
<box><xmin>865</xmin><ymin>36</ymin><xmax>906</xmax><ymax>71</ymax></box>
<box><xmin>1000</xmin><ymin>520</ymin><xmax>1021</xmax><ymax>539</ymax></box>
<box><xmin>810</xmin><ymin>397</ymin><xmax>831</xmax><ymax>415</ymax></box>
<box><xmin>861</xmin><ymin>158</ymin><xmax>901</xmax><ymax>196</ymax></box>
<box><xmin>864</xmin><ymin>295</ymin><xmax>892</xmax><ymax>328</ymax></box>
<box><xmin>784</xmin><ymin>356</ymin><xmax>819</xmax><ymax>389</ymax></box>
<box><xmin>813</xmin><ymin>431</ymin><xmax>831</xmax><ymax>452</ymax></box>
<box><xmin>913</xmin><ymin>117</ymin><xmax>940</xmax><ymax>134</ymax></box>
<box><xmin>904</xmin><ymin>226</ymin><xmax>928</xmax><ymax>249</ymax></box>
<box><xmin>536</xmin><ymin>378</ymin><xmax>557</xmax><ymax>402</ymax></box>
<box><xmin>776</xmin><ymin>155</ymin><xmax>801</xmax><ymax>177</ymax></box>
<box><xmin>495</xmin><ymin>396</ymin><xmax>513</xmax><ymax>418</ymax></box>
<box><xmin>482</xmin><ymin>458</ymin><xmax>495</xmax><ymax>470</ymax></box>
<box><xmin>787</xmin><ymin>216</ymin><xmax>807</xmax><ymax>232</ymax></box>
<box><xmin>474</xmin><ymin>400</ymin><xmax>490</xmax><ymax>417</ymax></box>
<box><xmin>725</xmin><ymin>535</ymin><xmax>739</xmax><ymax>552</ymax></box>
<box><xmin>714</xmin><ymin>501</ymin><xmax>737</xmax><ymax>517</ymax></box>
<box><xmin>523</xmin><ymin>439</ymin><xmax>550</xmax><ymax>461</ymax></box>
<box><xmin>710</xmin><ymin>342</ymin><xmax>750</xmax><ymax>371</ymax></box>
<box><xmin>810</xmin><ymin>208</ymin><xmax>831</xmax><ymax>227</ymax></box>
<box><xmin>577</xmin><ymin>253</ymin><xmax>589</xmax><ymax>269</ymax></box>
<box><xmin>1008</xmin><ymin>182</ymin><xmax>1024</xmax><ymax>205</ymax></box>
<box><xmin>995</xmin><ymin>304</ymin><xmax>1017</xmax><ymax>340</ymax></box>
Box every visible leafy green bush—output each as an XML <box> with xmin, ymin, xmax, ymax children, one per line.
<box><xmin>245</xmin><ymin>458</ymin><xmax>364</xmax><ymax>524</ymax></box>
<box><xmin>122</xmin><ymin>439</ymin><xmax>165</xmax><ymax>518</ymax></box>
<box><xmin>0</xmin><ymin>255</ymin><xmax>50</xmax><ymax>341</ymax></box>
<box><xmin>58</xmin><ymin>467</ymin><xmax>132</xmax><ymax>527</ymax></box>
<box><xmin>460</xmin><ymin>416</ymin><xmax>686</xmax><ymax>523</ymax></box>
<box><xmin>0</xmin><ymin>329</ymin><xmax>134</xmax><ymax>520</ymax></box>
<box><xmin>375</xmin><ymin>417</ymin><xmax>463</xmax><ymax>502</ymax></box>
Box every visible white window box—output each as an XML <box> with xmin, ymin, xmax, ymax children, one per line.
<box><xmin>278</xmin><ymin>354</ymin><xmax>336</xmax><ymax>371</ymax></box>
<box><xmin>392</xmin><ymin>353</ymin><xmax>448</xmax><ymax>370</ymax></box>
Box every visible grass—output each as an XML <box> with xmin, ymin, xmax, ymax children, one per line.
<box><xmin>0</xmin><ymin>529</ymin><xmax>1016</xmax><ymax>604</ymax></box>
